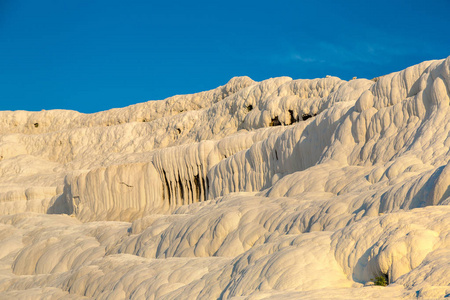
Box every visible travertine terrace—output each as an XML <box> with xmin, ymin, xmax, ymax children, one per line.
<box><xmin>0</xmin><ymin>57</ymin><xmax>449</xmax><ymax>299</ymax></box>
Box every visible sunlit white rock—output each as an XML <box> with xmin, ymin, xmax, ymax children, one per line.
<box><xmin>0</xmin><ymin>57</ymin><xmax>449</xmax><ymax>299</ymax></box>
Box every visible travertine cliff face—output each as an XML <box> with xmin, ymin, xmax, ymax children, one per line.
<box><xmin>0</xmin><ymin>57</ymin><xmax>449</xmax><ymax>299</ymax></box>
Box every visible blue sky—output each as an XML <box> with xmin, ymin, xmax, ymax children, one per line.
<box><xmin>1</xmin><ymin>0</ymin><xmax>449</xmax><ymax>113</ymax></box>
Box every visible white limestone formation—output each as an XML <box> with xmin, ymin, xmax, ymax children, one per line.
<box><xmin>0</xmin><ymin>57</ymin><xmax>449</xmax><ymax>299</ymax></box>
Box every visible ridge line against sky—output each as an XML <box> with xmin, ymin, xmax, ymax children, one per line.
<box><xmin>1</xmin><ymin>0</ymin><xmax>449</xmax><ymax>113</ymax></box>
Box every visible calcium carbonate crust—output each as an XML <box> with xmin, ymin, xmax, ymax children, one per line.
<box><xmin>0</xmin><ymin>57</ymin><xmax>449</xmax><ymax>299</ymax></box>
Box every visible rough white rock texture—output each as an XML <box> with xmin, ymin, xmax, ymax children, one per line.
<box><xmin>0</xmin><ymin>57</ymin><xmax>450</xmax><ymax>299</ymax></box>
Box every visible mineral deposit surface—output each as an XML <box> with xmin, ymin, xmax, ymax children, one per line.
<box><xmin>0</xmin><ymin>57</ymin><xmax>449</xmax><ymax>299</ymax></box>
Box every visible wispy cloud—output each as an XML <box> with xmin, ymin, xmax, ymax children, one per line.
<box><xmin>290</xmin><ymin>53</ymin><xmax>325</xmax><ymax>63</ymax></box>
<box><xmin>290</xmin><ymin>54</ymin><xmax>317</xmax><ymax>63</ymax></box>
<box><xmin>309</xmin><ymin>29</ymin><xmax>438</xmax><ymax>68</ymax></box>
<box><xmin>266</xmin><ymin>39</ymin><xmax>411</xmax><ymax>69</ymax></box>
<box><xmin>268</xmin><ymin>52</ymin><xmax>325</xmax><ymax>65</ymax></box>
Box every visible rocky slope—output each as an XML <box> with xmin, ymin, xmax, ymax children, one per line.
<box><xmin>0</xmin><ymin>57</ymin><xmax>449</xmax><ymax>299</ymax></box>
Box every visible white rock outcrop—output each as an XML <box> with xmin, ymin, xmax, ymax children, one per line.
<box><xmin>0</xmin><ymin>57</ymin><xmax>449</xmax><ymax>299</ymax></box>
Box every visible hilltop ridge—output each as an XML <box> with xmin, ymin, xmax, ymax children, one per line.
<box><xmin>0</xmin><ymin>57</ymin><xmax>449</xmax><ymax>299</ymax></box>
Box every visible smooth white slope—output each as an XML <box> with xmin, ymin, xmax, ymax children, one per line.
<box><xmin>0</xmin><ymin>57</ymin><xmax>449</xmax><ymax>299</ymax></box>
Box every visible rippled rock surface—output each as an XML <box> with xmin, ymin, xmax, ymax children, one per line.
<box><xmin>0</xmin><ymin>57</ymin><xmax>449</xmax><ymax>299</ymax></box>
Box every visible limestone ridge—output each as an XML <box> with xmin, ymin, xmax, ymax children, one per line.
<box><xmin>0</xmin><ymin>57</ymin><xmax>449</xmax><ymax>299</ymax></box>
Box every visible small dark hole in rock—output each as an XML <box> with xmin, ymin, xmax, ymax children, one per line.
<box><xmin>177</xmin><ymin>128</ymin><xmax>181</xmax><ymax>134</ymax></box>
<box><xmin>288</xmin><ymin>110</ymin><xmax>296</xmax><ymax>124</ymax></box>
<box><xmin>302</xmin><ymin>114</ymin><xmax>313</xmax><ymax>121</ymax></box>
<box><xmin>246</xmin><ymin>105</ymin><xmax>253</xmax><ymax>112</ymax></box>
<box><xmin>269</xmin><ymin>116</ymin><xmax>281</xmax><ymax>126</ymax></box>
<box><xmin>34</xmin><ymin>123</ymin><xmax>39</xmax><ymax>128</ymax></box>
